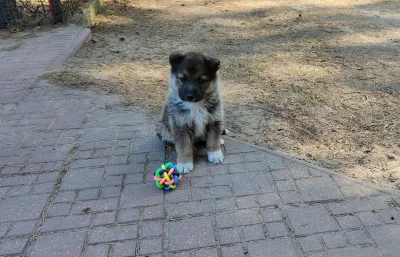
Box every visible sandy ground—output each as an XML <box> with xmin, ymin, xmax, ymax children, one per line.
<box><xmin>40</xmin><ymin>0</ymin><xmax>399</xmax><ymax>189</ymax></box>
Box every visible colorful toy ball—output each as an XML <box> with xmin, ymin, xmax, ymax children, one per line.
<box><xmin>154</xmin><ymin>162</ymin><xmax>182</xmax><ymax>190</ymax></box>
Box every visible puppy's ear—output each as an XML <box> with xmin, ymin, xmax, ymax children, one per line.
<box><xmin>206</xmin><ymin>57</ymin><xmax>220</xmax><ymax>72</ymax></box>
<box><xmin>169</xmin><ymin>53</ymin><xmax>185</xmax><ymax>69</ymax></box>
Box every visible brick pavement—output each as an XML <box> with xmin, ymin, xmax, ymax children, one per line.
<box><xmin>0</xmin><ymin>26</ymin><xmax>400</xmax><ymax>257</ymax></box>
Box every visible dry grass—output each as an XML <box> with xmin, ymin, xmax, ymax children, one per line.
<box><xmin>49</xmin><ymin>0</ymin><xmax>400</xmax><ymax>189</ymax></box>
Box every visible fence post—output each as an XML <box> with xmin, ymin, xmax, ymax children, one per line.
<box><xmin>48</xmin><ymin>0</ymin><xmax>63</xmax><ymax>23</ymax></box>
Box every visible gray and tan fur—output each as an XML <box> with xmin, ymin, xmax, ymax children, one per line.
<box><xmin>157</xmin><ymin>52</ymin><xmax>225</xmax><ymax>173</ymax></box>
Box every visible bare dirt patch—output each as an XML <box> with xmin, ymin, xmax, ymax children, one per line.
<box><xmin>46</xmin><ymin>0</ymin><xmax>400</xmax><ymax>189</ymax></box>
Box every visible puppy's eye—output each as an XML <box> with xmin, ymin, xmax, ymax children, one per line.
<box><xmin>199</xmin><ymin>79</ymin><xmax>207</xmax><ymax>85</ymax></box>
<box><xmin>178</xmin><ymin>77</ymin><xmax>185</xmax><ymax>83</ymax></box>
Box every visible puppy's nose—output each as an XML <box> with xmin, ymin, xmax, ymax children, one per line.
<box><xmin>186</xmin><ymin>93</ymin><xmax>194</xmax><ymax>102</ymax></box>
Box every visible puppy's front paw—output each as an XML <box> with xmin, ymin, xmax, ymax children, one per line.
<box><xmin>177</xmin><ymin>162</ymin><xmax>194</xmax><ymax>173</ymax></box>
<box><xmin>207</xmin><ymin>150</ymin><xmax>224</xmax><ymax>164</ymax></box>
<box><xmin>220</xmin><ymin>138</ymin><xmax>224</xmax><ymax>145</ymax></box>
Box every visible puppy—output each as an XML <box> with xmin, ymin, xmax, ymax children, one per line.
<box><xmin>157</xmin><ymin>52</ymin><xmax>225</xmax><ymax>173</ymax></box>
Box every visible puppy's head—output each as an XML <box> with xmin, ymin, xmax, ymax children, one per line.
<box><xmin>169</xmin><ymin>52</ymin><xmax>220</xmax><ymax>103</ymax></box>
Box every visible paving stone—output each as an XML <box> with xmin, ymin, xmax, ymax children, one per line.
<box><xmin>168</xmin><ymin>200</ymin><xmax>214</xmax><ymax>216</ymax></box>
<box><xmin>306</xmin><ymin>252</ymin><xmax>329</xmax><ymax>257</ymax></box>
<box><xmin>261</xmin><ymin>208</ymin><xmax>284</xmax><ymax>223</ymax></box>
<box><xmin>132</xmin><ymin>137</ymin><xmax>164</xmax><ymax>153</ymax></box>
<box><xmin>216</xmin><ymin>198</ymin><xmax>237</xmax><ymax>212</ymax></box>
<box><xmin>118</xmin><ymin>208</ymin><xmax>140</xmax><ymax>223</ymax></box>
<box><xmin>218</xmin><ymin>227</ymin><xmax>241</xmax><ymax>244</ymax></box>
<box><xmin>377</xmin><ymin>209</ymin><xmax>400</xmax><ymax>224</ymax></box>
<box><xmin>0</xmin><ymin>174</ymin><xmax>37</xmax><ymax>187</ymax></box>
<box><xmin>280</xmin><ymin>190</ymin><xmax>304</xmax><ymax>204</ymax></box>
<box><xmin>368</xmin><ymin>196</ymin><xmax>392</xmax><ymax>210</ymax></box>
<box><xmin>54</xmin><ymin>191</ymin><xmax>76</xmax><ymax>203</ymax></box>
<box><xmin>100</xmin><ymin>186</ymin><xmax>121</xmax><ymax>198</ymax></box>
<box><xmin>89</xmin><ymin>225</ymin><xmax>138</xmax><ymax>243</ymax></box>
<box><xmin>8</xmin><ymin>220</ymin><xmax>37</xmax><ymax>236</ymax></box>
<box><xmin>80</xmin><ymin>128</ymin><xmax>117</xmax><ymax>143</ymax></box>
<box><xmin>142</xmin><ymin>205</ymin><xmax>165</xmax><ymax>220</ymax></box>
<box><xmin>266</xmin><ymin>222</ymin><xmax>288</xmax><ymax>238</ymax></box>
<box><xmin>141</xmin><ymin>222</ymin><xmax>163</xmax><ymax>238</ymax></box>
<box><xmin>47</xmin><ymin>203</ymin><xmax>71</xmax><ymax>217</ymax></box>
<box><xmin>231</xmin><ymin>172</ymin><xmax>273</xmax><ymax>196</ymax></box>
<box><xmin>211</xmin><ymin>174</ymin><xmax>230</xmax><ymax>186</ymax></box>
<box><xmin>194</xmin><ymin>248</ymin><xmax>218</xmax><ymax>257</ymax></box>
<box><xmin>74</xmin><ymin>150</ymin><xmax>93</xmax><ymax>159</ymax></box>
<box><xmin>31</xmin><ymin>182</ymin><xmax>55</xmax><ymax>194</ymax></box>
<box><xmin>345</xmin><ymin>229</ymin><xmax>373</xmax><ymax>245</ymax></box>
<box><xmin>0</xmin><ymin>223</ymin><xmax>10</xmax><ymax>237</ymax></box>
<box><xmin>140</xmin><ymin>238</ymin><xmax>163</xmax><ymax>255</ymax></box>
<box><xmin>322</xmin><ymin>232</ymin><xmax>348</xmax><ymax>249</ymax></box>
<box><xmin>121</xmin><ymin>184</ymin><xmax>163</xmax><ymax>208</ymax></box>
<box><xmin>103</xmin><ymin>175</ymin><xmax>123</xmax><ymax>186</ymax></box>
<box><xmin>216</xmin><ymin>209</ymin><xmax>262</xmax><ymax>228</ymax></box>
<box><xmin>41</xmin><ymin>214</ymin><xmax>91</xmax><ymax>232</ymax></box>
<box><xmin>0</xmin><ymin>194</ymin><xmax>49</xmax><ymax>222</ymax></box>
<box><xmin>0</xmin><ymin>238</ymin><xmax>28</xmax><ymax>256</ymax></box>
<box><xmin>209</xmin><ymin>164</ymin><xmax>229</xmax><ymax>174</ymax></box>
<box><xmin>93</xmin><ymin>211</ymin><xmax>116</xmax><ymax>226</ymax></box>
<box><xmin>78</xmin><ymin>188</ymin><xmax>99</xmax><ymax>200</ymax></box>
<box><xmin>85</xmin><ymin>244</ymin><xmax>110</xmax><ymax>257</ymax></box>
<box><xmin>30</xmin><ymin>144</ymin><xmax>73</xmax><ymax>162</ymax></box>
<box><xmin>248</xmin><ymin>238</ymin><xmax>297</xmax><ymax>257</ymax></box>
<box><xmin>0</xmin><ymin>155</ymin><xmax>28</xmax><ymax>165</ymax></box>
<box><xmin>191</xmin><ymin>186</ymin><xmax>231</xmax><ymax>200</ymax></box>
<box><xmin>246</xmin><ymin>161</ymin><xmax>267</xmax><ymax>172</ymax></box>
<box><xmin>71</xmin><ymin>158</ymin><xmax>109</xmax><ymax>168</ymax></box>
<box><xmin>340</xmin><ymin>186</ymin><xmax>365</xmax><ymax>198</ymax></box>
<box><xmin>336</xmin><ymin>215</ymin><xmax>362</xmax><ymax>229</ymax></box>
<box><xmin>223</xmin><ymin>154</ymin><xmax>244</xmax><ymax>164</ymax></box>
<box><xmin>71</xmin><ymin>198</ymin><xmax>119</xmax><ymax>214</ymax></box>
<box><xmin>8</xmin><ymin>185</ymin><xmax>32</xmax><ymax>196</ymax></box>
<box><xmin>228</xmin><ymin>163</ymin><xmax>248</xmax><ymax>173</ymax></box>
<box><xmin>329</xmin><ymin>246</ymin><xmax>383</xmax><ymax>257</ymax></box>
<box><xmin>328</xmin><ymin>199</ymin><xmax>374</xmax><ymax>215</ymax></box>
<box><xmin>271</xmin><ymin>169</ymin><xmax>291</xmax><ymax>180</ymax></box>
<box><xmin>1</xmin><ymin>166</ymin><xmax>21</xmax><ymax>175</ymax></box>
<box><xmin>296</xmin><ymin>177</ymin><xmax>344</xmax><ymax>202</ymax></box>
<box><xmin>286</xmin><ymin>205</ymin><xmax>339</xmax><ymax>235</ymax></box>
<box><xmin>111</xmin><ymin>241</ymin><xmax>136</xmax><ymax>257</ymax></box>
<box><xmin>368</xmin><ymin>224</ymin><xmax>400</xmax><ymax>257</ymax></box>
<box><xmin>243</xmin><ymin>225</ymin><xmax>265</xmax><ymax>241</ymax></box>
<box><xmin>61</xmin><ymin>168</ymin><xmax>104</xmax><ymax>190</ymax></box>
<box><xmin>237</xmin><ymin>195</ymin><xmax>258</xmax><ymax>209</ymax></box>
<box><xmin>221</xmin><ymin>245</ymin><xmax>245</xmax><ymax>257</ymax></box>
<box><xmin>287</xmin><ymin>163</ymin><xmax>311</xmax><ymax>179</ymax></box>
<box><xmin>169</xmin><ymin>251</ymin><xmax>192</xmax><ymax>257</ymax></box>
<box><xmin>275</xmin><ymin>179</ymin><xmax>297</xmax><ymax>192</ymax></box>
<box><xmin>38</xmin><ymin>172</ymin><xmax>59</xmax><ymax>183</ymax></box>
<box><xmin>29</xmin><ymin>231</ymin><xmax>86</xmax><ymax>257</ymax></box>
<box><xmin>298</xmin><ymin>235</ymin><xmax>324</xmax><ymax>252</ymax></box>
<box><xmin>168</xmin><ymin>217</ymin><xmax>216</xmax><ymax>251</ymax></box>
<box><xmin>257</xmin><ymin>193</ymin><xmax>280</xmax><ymax>207</ymax></box>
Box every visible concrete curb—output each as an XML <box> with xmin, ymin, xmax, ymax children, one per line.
<box><xmin>49</xmin><ymin>27</ymin><xmax>92</xmax><ymax>70</ymax></box>
<box><xmin>224</xmin><ymin>136</ymin><xmax>400</xmax><ymax>198</ymax></box>
<box><xmin>75</xmin><ymin>0</ymin><xmax>104</xmax><ymax>27</ymax></box>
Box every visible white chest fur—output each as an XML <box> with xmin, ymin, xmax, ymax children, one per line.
<box><xmin>188</xmin><ymin>103</ymin><xmax>209</xmax><ymax>137</ymax></box>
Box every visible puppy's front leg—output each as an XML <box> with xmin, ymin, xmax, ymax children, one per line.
<box><xmin>174</xmin><ymin>127</ymin><xmax>194</xmax><ymax>173</ymax></box>
<box><xmin>206</xmin><ymin>121</ymin><xmax>224</xmax><ymax>164</ymax></box>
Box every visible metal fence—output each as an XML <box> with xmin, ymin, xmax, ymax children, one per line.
<box><xmin>0</xmin><ymin>0</ymin><xmax>85</xmax><ymax>29</ymax></box>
